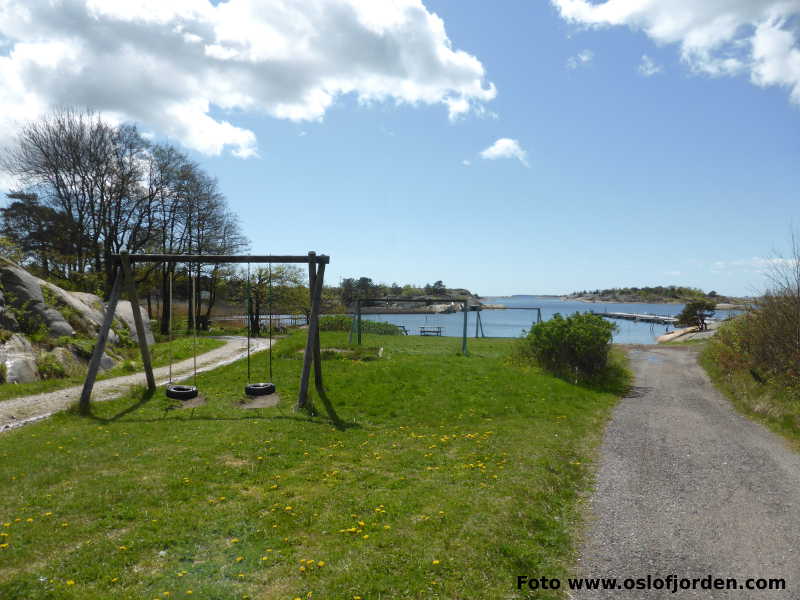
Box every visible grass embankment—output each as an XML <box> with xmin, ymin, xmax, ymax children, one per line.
<box><xmin>0</xmin><ymin>332</ymin><xmax>626</xmax><ymax>599</ymax></box>
<box><xmin>0</xmin><ymin>336</ymin><xmax>226</xmax><ymax>403</ymax></box>
<box><xmin>701</xmin><ymin>321</ymin><xmax>800</xmax><ymax>448</ymax></box>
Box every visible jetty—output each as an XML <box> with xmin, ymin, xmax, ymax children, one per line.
<box><xmin>592</xmin><ymin>311</ymin><xmax>678</xmax><ymax>325</ymax></box>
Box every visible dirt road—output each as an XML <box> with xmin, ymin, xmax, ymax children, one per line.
<box><xmin>0</xmin><ymin>336</ymin><xmax>269</xmax><ymax>432</ymax></box>
<box><xmin>574</xmin><ymin>346</ymin><xmax>800</xmax><ymax>598</ymax></box>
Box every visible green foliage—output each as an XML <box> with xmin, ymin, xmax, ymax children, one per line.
<box><xmin>521</xmin><ymin>312</ymin><xmax>617</xmax><ymax>378</ymax></box>
<box><xmin>676</xmin><ymin>299</ymin><xmax>716</xmax><ymax>328</ymax></box>
<box><xmin>318</xmin><ymin>315</ymin><xmax>402</xmax><ymax>335</ymax></box>
<box><xmin>571</xmin><ymin>285</ymin><xmax>716</xmax><ymax>303</ymax></box>
<box><xmin>66</xmin><ymin>337</ymin><xmax>96</xmax><ymax>360</ymax></box>
<box><xmin>0</xmin><ymin>362</ymin><xmax>6</xmax><ymax>384</ymax></box>
<box><xmin>0</xmin><ymin>329</ymin><xmax>13</xmax><ymax>344</ymax></box>
<box><xmin>35</xmin><ymin>352</ymin><xmax>67</xmax><ymax>380</ymax></box>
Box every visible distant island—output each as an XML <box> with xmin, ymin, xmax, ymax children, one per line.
<box><xmin>564</xmin><ymin>286</ymin><xmax>747</xmax><ymax>307</ymax></box>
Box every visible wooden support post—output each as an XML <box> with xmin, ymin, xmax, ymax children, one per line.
<box><xmin>120</xmin><ymin>250</ymin><xmax>155</xmax><ymax>391</ymax></box>
<box><xmin>298</xmin><ymin>252</ymin><xmax>325</xmax><ymax>411</ymax></box>
<box><xmin>461</xmin><ymin>301</ymin><xmax>469</xmax><ymax>355</ymax></box>
<box><xmin>78</xmin><ymin>266</ymin><xmax>123</xmax><ymax>414</ymax></box>
<box><xmin>312</xmin><ymin>263</ymin><xmax>326</xmax><ymax>394</ymax></box>
<box><xmin>356</xmin><ymin>299</ymin><xmax>362</xmax><ymax>345</ymax></box>
<box><xmin>475</xmin><ymin>310</ymin><xmax>480</xmax><ymax>338</ymax></box>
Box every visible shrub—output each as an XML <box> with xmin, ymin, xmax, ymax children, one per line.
<box><xmin>36</xmin><ymin>352</ymin><xmax>67</xmax><ymax>380</ymax></box>
<box><xmin>318</xmin><ymin>315</ymin><xmax>401</xmax><ymax>336</ymax></box>
<box><xmin>522</xmin><ymin>312</ymin><xmax>616</xmax><ymax>378</ymax></box>
<box><xmin>0</xmin><ymin>362</ymin><xmax>6</xmax><ymax>383</ymax></box>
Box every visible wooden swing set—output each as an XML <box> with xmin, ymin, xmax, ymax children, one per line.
<box><xmin>78</xmin><ymin>250</ymin><xmax>330</xmax><ymax>417</ymax></box>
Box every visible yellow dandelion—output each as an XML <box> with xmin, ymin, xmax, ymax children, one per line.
<box><xmin>362</xmin><ymin>534</ymin><xmax>369</xmax><ymax>539</ymax></box>
<box><xmin>236</xmin><ymin>556</ymin><xmax>244</xmax><ymax>562</ymax></box>
<box><xmin>383</xmin><ymin>525</ymin><xmax>391</xmax><ymax>529</ymax></box>
<box><xmin>299</xmin><ymin>566</ymin><xmax>306</xmax><ymax>572</ymax></box>
<box><xmin>432</xmin><ymin>560</ymin><xmax>440</xmax><ymax>565</ymax></box>
<box><xmin>317</xmin><ymin>561</ymin><xmax>325</xmax><ymax>567</ymax></box>
<box><xmin>186</xmin><ymin>592</ymin><xmax>192</xmax><ymax>595</ymax></box>
<box><xmin>66</xmin><ymin>580</ymin><xmax>75</xmax><ymax>586</ymax></box>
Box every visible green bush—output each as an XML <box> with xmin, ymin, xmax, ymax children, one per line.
<box><xmin>0</xmin><ymin>362</ymin><xmax>7</xmax><ymax>384</ymax></box>
<box><xmin>36</xmin><ymin>352</ymin><xmax>67</xmax><ymax>380</ymax></box>
<box><xmin>318</xmin><ymin>315</ymin><xmax>402</xmax><ymax>336</ymax></box>
<box><xmin>521</xmin><ymin>312</ymin><xmax>616</xmax><ymax>378</ymax></box>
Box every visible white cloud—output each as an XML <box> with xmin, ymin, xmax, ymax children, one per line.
<box><xmin>480</xmin><ymin>138</ymin><xmax>529</xmax><ymax>167</ymax></box>
<box><xmin>552</xmin><ymin>0</ymin><xmax>800</xmax><ymax>103</ymax></box>
<box><xmin>0</xmin><ymin>0</ymin><xmax>496</xmax><ymax>158</ymax></box>
<box><xmin>638</xmin><ymin>54</ymin><xmax>663</xmax><ymax>76</ymax></box>
<box><xmin>462</xmin><ymin>159</ymin><xmax>471</xmax><ymax>166</ymax></box>
<box><xmin>711</xmin><ymin>257</ymin><xmax>798</xmax><ymax>272</ymax></box>
<box><xmin>567</xmin><ymin>49</ymin><xmax>594</xmax><ymax>69</ymax></box>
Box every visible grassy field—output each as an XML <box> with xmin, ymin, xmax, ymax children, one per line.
<box><xmin>0</xmin><ymin>336</ymin><xmax>226</xmax><ymax>403</ymax></box>
<box><xmin>0</xmin><ymin>332</ymin><xmax>627</xmax><ymax>599</ymax></box>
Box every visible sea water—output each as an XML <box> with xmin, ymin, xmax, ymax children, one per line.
<box><xmin>358</xmin><ymin>295</ymin><xmax>740</xmax><ymax>345</ymax></box>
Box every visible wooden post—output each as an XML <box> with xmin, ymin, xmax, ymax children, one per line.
<box><xmin>312</xmin><ymin>263</ymin><xmax>326</xmax><ymax>394</ymax></box>
<box><xmin>356</xmin><ymin>298</ymin><xmax>362</xmax><ymax>345</ymax></box>
<box><xmin>78</xmin><ymin>266</ymin><xmax>123</xmax><ymax>414</ymax></box>
<box><xmin>298</xmin><ymin>252</ymin><xmax>325</xmax><ymax>411</ymax></box>
<box><xmin>119</xmin><ymin>250</ymin><xmax>155</xmax><ymax>390</ymax></box>
<box><xmin>461</xmin><ymin>300</ymin><xmax>469</xmax><ymax>355</ymax></box>
<box><xmin>475</xmin><ymin>309</ymin><xmax>479</xmax><ymax>338</ymax></box>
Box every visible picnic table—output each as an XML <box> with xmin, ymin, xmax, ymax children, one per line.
<box><xmin>419</xmin><ymin>325</ymin><xmax>444</xmax><ymax>336</ymax></box>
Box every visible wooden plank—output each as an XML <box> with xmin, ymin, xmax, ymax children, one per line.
<box><xmin>119</xmin><ymin>250</ymin><xmax>155</xmax><ymax>391</ymax></box>
<box><xmin>461</xmin><ymin>301</ymin><xmax>469</xmax><ymax>355</ymax></box>
<box><xmin>112</xmin><ymin>254</ymin><xmax>329</xmax><ymax>265</ymax></box>
<box><xmin>78</xmin><ymin>266</ymin><xmax>123</xmax><ymax>414</ymax></box>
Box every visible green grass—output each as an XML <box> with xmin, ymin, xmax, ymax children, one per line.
<box><xmin>700</xmin><ymin>342</ymin><xmax>800</xmax><ymax>449</ymax></box>
<box><xmin>0</xmin><ymin>332</ymin><xmax>627</xmax><ymax>599</ymax></box>
<box><xmin>0</xmin><ymin>336</ymin><xmax>226</xmax><ymax>403</ymax></box>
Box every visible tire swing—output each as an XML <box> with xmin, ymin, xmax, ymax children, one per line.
<box><xmin>166</xmin><ymin>268</ymin><xmax>199</xmax><ymax>401</ymax></box>
<box><xmin>245</xmin><ymin>262</ymin><xmax>276</xmax><ymax>397</ymax></box>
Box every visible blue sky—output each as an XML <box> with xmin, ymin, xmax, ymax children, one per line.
<box><xmin>2</xmin><ymin>0</ymin><xmax>799</xmax><ymax>296</ymax></box>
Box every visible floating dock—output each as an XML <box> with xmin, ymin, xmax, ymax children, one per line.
<box><xmin>592</xmin><ymin>311</ymin><xmax>678</xmax><ymax>325</ymax></box>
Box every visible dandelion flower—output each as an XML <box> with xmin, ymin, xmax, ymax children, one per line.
<box><xmin>66</xmin><ymin>580</ymin><xmax>75</xmax><ymax>586</ymax></box>
<box><xmin>317</xmin><ymin>561</ymin><xmax>325</xmax><ymax>567</ymax></box>
<box><xmin>432</xmin><ymin>560</ymin><xmax>440</xmax><ymax>565</ymax></box>
<box><xmin>236</xmin><ymin>556</ymin><xmax>244</xmax><ymax>562</ymax></box>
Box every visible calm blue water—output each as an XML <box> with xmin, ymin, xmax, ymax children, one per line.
<box><xmin>359</xmin><ymin>295</ymin><xmax>740</xmax><ymax>345</ymax></box>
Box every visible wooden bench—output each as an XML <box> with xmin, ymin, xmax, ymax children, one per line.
<box><xmin>419</xmin><ymin>325</ymin><xmax>444</xmax><ymax>336</ymax></box>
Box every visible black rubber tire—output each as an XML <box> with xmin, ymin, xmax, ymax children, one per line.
<box><xmin>245</xmin><ymin>382</ymin><xmax>276</xmax><ymax>397</ymax></box>
<box><xmin>166</xmin><ymin>385</ymin><xmax>199</xmax><ymax>400</ymax></box>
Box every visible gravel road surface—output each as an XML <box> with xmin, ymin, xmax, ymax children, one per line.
<box><xmin>0</xmin><ymin>336</ymin><xmax>269</xmax><ymax>432</ymax></box>
<box><xmin>574</xmin><ymin>346</ymin><xmax>800</xmax><ymax>599</ymax></box>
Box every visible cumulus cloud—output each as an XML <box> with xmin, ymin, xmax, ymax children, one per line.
<box><xmin>0</xmin><ymin>0</ymin><xmax>496</xmax><ymax>158</ymax></box>
<box><xmin>638</xmin><ymin>54</ymin><xmax>663</xmax><ymax>76</ymax></box>
<box><xmin>552</xmin><ymin>0</ymin><xmax>800</xmax><ymax>103</ymax></box>
<box><xmin>480</xmin><ymin>138</ymin><xmax>529</xmax><ymax>167</ymax></box>
<box><xmin>567</xmin><ymin>49</ymin><xmax>594</xmax><ymax>69</ymax></box>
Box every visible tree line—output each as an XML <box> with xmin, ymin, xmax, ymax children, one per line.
<box><xmin>0</xmin><ymin>108</ymin><xmax>247</xmax><ymax>333</ymax></box>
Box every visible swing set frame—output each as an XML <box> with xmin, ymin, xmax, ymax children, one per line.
<box><xmin>78</xmin><ymin>250</ymin><xmax>330</xmax><ymax>416</ymax></box>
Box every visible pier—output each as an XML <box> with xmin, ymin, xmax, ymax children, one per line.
<box><xmin>592</xmin><ymin>311</ymin><xmax>678</xmax><ymax>325</ymax></box>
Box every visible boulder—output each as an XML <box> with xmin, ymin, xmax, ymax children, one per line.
<box><xmin>98</xmin><ymin>352</ymin><xmax>116</xmax><ymax>372</ymax></box>
<box><xmin>0</xmin><ymin>334</ymin><xmax>39</xmax><ymax>383</ymax></box>
<box><xmin>114</xmin><ymin>300</ymin><xmax>155</xmax><ymax>346</ymax></box>
<box><xmin>0</xmin><ymin>265</ymin><xmax>75</xmax><ymax>338</ymax></box>
<box><xmin>51</xmin><ymin>346</ymin><xmax>85</xmax><ymax>377</ymax></box>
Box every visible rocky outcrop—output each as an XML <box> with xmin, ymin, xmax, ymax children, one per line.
<box><xmin>0</xmin><ymin>266</ymin><xmax>75</xmax><ymax>337</ymax></box>
<box><xmin>0</xmin><ymin>334</ymin><xmax>39</xmax><ymax>383</ymax></box>
<box><xmin>0</xmin><ymin>261</ymin><xmax>156</xmax><ymax>383</ymax></box>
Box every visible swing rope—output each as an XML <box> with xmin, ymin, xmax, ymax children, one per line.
<box><xmin>246</xmin><ymin>262</ymin><xmax>251</xmax><ymax>384</ymax></box>
<box><xmin>268</xmin><ymin>262</ymin><xmax>273</xmax><ymax>381</ymax></box>
<box><xmin>168</xmin><ymin>270</ymin><xmax>173</xmax><ymax>384</ymax></box>
<box><xmin>192</xmin><ymin>267</ymin><xmax>197</xmax><ymax>388</ymax></box>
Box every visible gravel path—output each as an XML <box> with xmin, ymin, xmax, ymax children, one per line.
<box><xmin>574</xmin><ymin>346</ymin><xmax>800</xmax><ymax>598</ymax></box>
<box><xmin>0</xmin><ymin>336</ymin><xmax>269</xmax><ymax>432</ymax></box>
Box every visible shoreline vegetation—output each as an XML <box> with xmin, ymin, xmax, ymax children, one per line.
<box><xmin>562</xmin><ymin>285</ymin><xmax>749</xmax><ymax>309</ymax></box>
